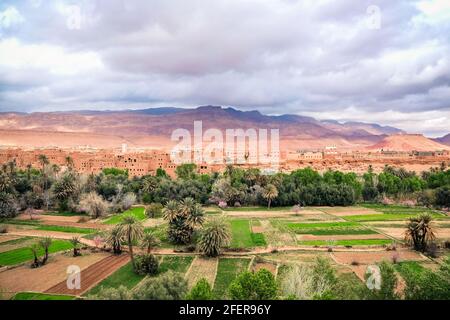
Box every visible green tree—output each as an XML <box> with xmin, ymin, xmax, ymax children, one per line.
<box><xmin>106</xmin><ymin>225</ymin><xmax>123</xmax><ymax>255</ymax></box>
<box><xmin>140</xmin><ymin>232</ymin><xmax>160</xmax><ymax>254</ymax></box>
<box><xmin>133</xmin><ymin>271</ymin><xmax>188</xmax><ymax>300</ymax></box>
<box><xmin>186</xmin><ymin>278</ymin><xmax>213</xmax><ymax>300</ymax></box>
<box><xmin>228</xmin><ymin>269</ymin><xmax>278</xmax><ymax>300</ymax></box>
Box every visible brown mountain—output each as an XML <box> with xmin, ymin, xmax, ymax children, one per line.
<box><xmin>0</xmin><ymin>106</ymin><xmax>406</xmax><ymax>151</ymax></box>
<box><xmin>367</xmin><ymin>134</ymin><xmax>450</xmax><ymax>152</ymax></box>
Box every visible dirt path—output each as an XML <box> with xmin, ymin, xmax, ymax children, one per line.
<box><xmin>0</xmin><ymin>252</ymin><xmax>108</xmax><ymax>298</ymax></box>
<box><xmin>7</xmin><ymin>229</ymin><xmax>86</xmax><ymax>240</ymax></box>
<box><xmin>185</xmin><ymin>256</ymin><xmax>218</xmax><ymax>288</ymax></box>
<box><xmin>44</xmin><ymin>254</ymin><xmax>130</xmax><ymax>296</ymax></box>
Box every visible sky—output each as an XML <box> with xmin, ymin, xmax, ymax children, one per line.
<box><xmin>0</xmin><ymin>0</ymin><xmax>449</xmax><ymax>137</ymax></box>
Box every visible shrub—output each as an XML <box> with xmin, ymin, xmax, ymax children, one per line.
<box><xmin>228</xmin><ymin>269</ymin><xmax>278</xmax><ymax>300</ymax></box>
<box><xmin>78</xmin><ymin>192</ymin><xmax>109</xmax><ymax>218</ymax></box>
<box><xmin>185</xmin><ymin>278</ymin><xmax>213</xmax><ymax>300</ymax></box>
<box><xmin>145</xmin><ymin>203</ymin><xmax>163</xmax><ymax>218</ymax></box>
<box><xmin>134</xmin><ymin>254</ymin><xmax>159</xmax><ymax>276</ymax></box>
<box><xmin>364</xmin><ymin>261</ymin><xmax>399</xmax><ymax>300</ymax></box>
<box><xmin>435</xmin><ymin>186</ymin><xmax>450</xmax><ymax>208</ymax></box>
<box><xmin>88</xmin><ymin>285</ymin><xmax>133</xmax><ymax>300</ymax></box>
<box><xmin>0</xmin><ymin>192</ymin><xmax>18</xmax><ymax>218</ymax></box>
<box><xmin>0</xmin><ymin>224</ymin><xmax>8</xmax><ymax>234</ymax></box>
<box><xmin>133</xmin><ymin>271</ymin><xmax>188</xmax><ymax>300</ymax></box>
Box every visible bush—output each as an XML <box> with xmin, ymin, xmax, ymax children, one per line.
<box><xmin>0</xmin><ymin>224</ymin><xmax>8</xmax><ymax>234</ymax></box>
<box><xmin>78</xmin><ymin>192</ymin><xmax>109</xmax><ymax>218</ymax></box>
<box><xmin>435</xmin><ymin>186</ymin><xmax>450</xmax><ymax>208</ymax></box>
<box><xmin>88</xmin><ymin>285</ymin><xmax>133</xmax><ymax>300</ymax></box>
<box><xmin>228</xmin><ymin>269</ymin><xmax>278</xmax><ymax>300</ymax></box>
<box><xmin>146</xmin><ymin>203</ymin><xmax>163</xmax><ymax>218</ymax></box>
<box><xmin>364</xmin><ymin>261</ymin><xmax>399</xmax><ymax>300</ymax></box>
<box><xmin>133</xmin><ymin>271</ymin><xmax>188</xmax><ymax>300</ymax></box>
<box><xmin>185</xmin><ymin>278</ymin><xmax>213</xmax><ymax>300</ymax></box>
<box><xmin>0</xmin><ymin>192</ymin><xmax>18</xmax><ymax>218</ymax></box>
<box><xmin>134</xmin><ymin>254</ymin><xmax>159</xmax><ymax>276</ymax></box>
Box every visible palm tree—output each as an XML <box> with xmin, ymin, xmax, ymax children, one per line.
<box><xmin>140</xmin><ymin>232</ymin><xmax>160</xmax><ymax>254</ymax></box>
<box><xmin>106</xmin><ymin>225</ymin><xmax>124</xmax><ymax>255</ymax></box>
<box><xmin>262</xmin><ymin>184</ymin><xmax>278</xmax><ymax>209</ymax></box>
<box><xmin>180</xmin><ymin>197</ymin><xmax>196</xmax><ymax>216</ymax></box>
<box><xmin>39</xmin><ymin>237</ymin><xmax>52</xmax><ymax>265</ymax></box>
<box><xmin>142</xmin><ymin>176</ymin><xmax>158</xmax><ymax>194</ymax></box>
<box><xmin>185</xmin><ymin>203</ymin><xmax>205</xmax><ymax>229</ymax></box>
<box><xmin>118</xmin><ymin>216</ymin><xmax>144</xmax><ymax>267</ymax></box>
<box><xmin>163</xmin><ymin>200</ymin><xmax>180</xmax><ymax>222</ymax></box>
<box><xmin>405</xmin><ymin>213</ymin><xmax>436</xmax><ymax>252</ymax></box>
<box><xmin>38</xmin><ymin>154</ymin><xmax>49</xmax><ymax>172</ymax></box>
<box><xmin>198</xmin><ymin>216</ymin><xmax>231</xmax><ymax>257</ymax></box>
<box><xmin>65</xmin><ymin>156</ymin><xmax>74</xmax><ymax>170</ymax></box>
<box><xmin>70</xmin><ymin>237</ymin><xmax>81</xmax><ymax>257</ymax></box>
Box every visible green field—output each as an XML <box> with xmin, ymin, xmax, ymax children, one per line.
<box><xmin>158</xmin><ymin>256</ymin><xmax>194</xmax><ymax>274</ymax></box>
<box><xmin>230</xmin><ymin>220</ymin><xmax>266</xmax><ymax>248</ymax></box>
<box><xmin>36</xmin><ymin>225</ymin><xmax>96</xmax><ymax>234</ymax></box>
<box><xmin>285</xmin><ymin>221</ymin><xmax>377</xmax><ymax>235</ymax></box>
<box><xmin>86</xmin><ymin>262</ymin><xmax>145</xmax><ymax>296</ymax></box>
<box><xmin>224</xmin><ymin>206</ymin><xmax>291</xmax><ymax>212</ymax></box>
<box><xmin>104</xmin><ymin>207</ymin><xmax>147</xmax><ymax>225</ymax></box>
<box><xmin>12</xmin><ymin>292</ymin><xmax>75</xmax><ymax>300</ymax></box>
<box><xmin>42</xmin><ymin>211</ymin><xmax>86</xmax><ymax>217</ymax></box>
<box><xmin>213</xmin><ymin>258</ymin><xmax>250</xmax><ymax>298</ymax></box>
<box><xmin>344</xmin><ymin>213</ymin><xmax>446</xmax><ymax>222</ymax></box>
<box><xmin>0</xmin><ymin>237</ymin><xmax>33</xmax><ymax>246</ymax></box>
<box><xmin>0</xmin><ymin>239</ymin><xmax>72</xmax><ymax>266</ymax></box>
<box><xmin>298</xmin><ymin>239</ymin><xmax>393</xmax><ymax>246</ymax></box>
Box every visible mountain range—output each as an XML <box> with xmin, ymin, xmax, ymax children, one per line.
<box><xmin>0</xmin><ymin>106</ymin><xmax>448</xmax><ymax>151</ymax></box>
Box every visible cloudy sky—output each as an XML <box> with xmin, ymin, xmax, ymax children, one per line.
<box><xmin>0</xmin><ymin>0</ymin><xmax>449</xmax><ymax>136</ymax></box>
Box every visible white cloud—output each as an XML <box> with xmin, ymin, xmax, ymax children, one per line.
<box><xmin>0</xmin><ymin>6</ymin><xmax>24</xmax><ymax>29</ymax></box>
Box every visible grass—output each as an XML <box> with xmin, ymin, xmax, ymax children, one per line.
<box><xmin>158</xmin><ymin>255</ymin><xmax>194</xmax><ymax>274</ymax></box>
<box><xmin>213</xmin><ymin>258</ymin><xmax>250</xmax><ymax>298</ymax></box>
<box><xmin>104</xmin><ymin>207</ymin><xmax>147</xmax><ymax>225</ymax></box>
<box><xmin>224</xmin><ymin>206</ymin><xmax>291</xmax><ymax>212</ymax></box>
<box><xmin>0</xmin><ymin>239</ymin><xmax>72</xmax><ymax>266</ymax></box>
<box><xmin>42</xmin><ymin>211</ymin><xmax>86</xmax><ymax>217</ymax></box>
<box><xmin>36</xmin><ymin>225</ymin><xmax>96</xmax><ymax>234</ymax></box>
<box><xmin>343</xmin><ymin>213</ymin><xmax>446</xmax><ymax>222</ymax></box>
<box><xmin>230</xmin><ymin>220</ymin><xmax>266</xmax><ymax>248</ymax></box>
<box><xmin>283</xmin><ymin>221</ymin><xmax>377</xmax><ymax>235</ymax></box>
<box><xmin>394</xmin><ymin>261</ymin><xmax>426</xmax><ymax>277</ymax></box>
<box><xmin>12</xmin><ymin>292</ymin><xmax>75</xmax><ymax>300</ymax></box>
<box><xmin>86</xmin><ymin>262</ymin><xmax>145</xmax><ymax>296</ymax></box>
<box><xmin>3</xmin><ymin>219</ymin><xmax>41</xmax><ymax>226</ymax></box>
<box><xmin>297</xmin><ymin>239</ymin><xmax>393</xmax><ymax>246</ymax></box>
<box><xmin>0</xmin><ymin>236</ymin><xmax>32</xmax><ymax>246</ymax></box>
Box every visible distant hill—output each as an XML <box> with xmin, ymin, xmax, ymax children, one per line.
<box><xmin>0</xmin><ymin>106</ymin><xmax>412</xmax><ymax>151</ymax></box>
<box><xmin>367</xmin><ymin>134</ymin><xmax>450</xmax><ymax>151</ymax></box>
<box><xmin>434</xmin><ymin>134</ymin><xmax>450</xmax><ymax>146</ymax></box>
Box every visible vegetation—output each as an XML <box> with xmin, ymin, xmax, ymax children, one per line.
<box><xmin>134</xmin><ymin>254</ymin><xmax>159</xmax><ymax>276</ymax></box>
<box><xmin>228</xmin><ymin>269</ymin><xmax>278</xmax><ymax>300</ymax></box>
<box><xmin>198</xmin><ymin>216</ymin><xmax>231</xmax><ymax>257</ymax></box>
<box><xmin>133</xmin><ymin>271</ymin><xmax>188</xmax><ymax>300</ymax></box>
<box><xmin>104</xmin><ymin>207</ymin><xmax>146</xmax><ymax>225</ymax></box>
<box><xmin>117</xmin><ymin>215</ymin><xmax>144</xmax><ymax>267</ymax></box>
<box><xmin>405</xmin><ymin>214</ymin><xmax>436</xmax><ymax>252</ymax></box>
<box><xmin>0</xmin><ymin>239</ymin><xmax>71</xmax><ymax>266</ymax></box>
<box><xmin>213</xmin><ymin>258</ymin><xmax>250</xmax><ymax>298</ymax></box>
<box><xmin>186</xmin><ymin>278</ymin><xmax>214</xmax><ymax>300</ymax></box>
<box><xmin>12</xmin><ymin>292</ymin><xmax>75</xmax><ymax>300</ymax></box>
<box><xmin>163</xmin><ymin>198</ymin><xmax>205</xmax><ymax>244</ymax></box>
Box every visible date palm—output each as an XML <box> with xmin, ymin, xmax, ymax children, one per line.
<box><xmin>185</xmin><ymin>204</ymin><xmax>205</xmax><ymax>229</ymax></box>
<box><xmin>262</xmin><ymin>184</ymin><xmax>278</xmax><ymax>209</ymax></box>
<box><xmin>118</xmin><ymin>216</ymin><xmax>144</xmax><ymax>267</ymax></box>
<box><xmin>140</xmin><ymin>232</ymin><xmax>160</xmax><ymax>254</ymax></box>
<box><xmin>163</xmin><ymin>200</ymin><xmax>180</xmax><ymax>222</ymax></box>
<box><xmin>70</xmin><ymin>236</ymin><xmax>81</xmax><ymax>257</ymax></box>
<box><xmin>198</xmin><ymin>216</ymin><xmax>231</xmax><ymax>257</ymax></box>
<box><xmin>405</xmin><ymin>213</ymin><xmax>436</xmax><ymax>252</ymax></box>
<box><xmin>106</xmin><ymin>225</ymin><xmax>124</xmax><ymax>255</ymax></box>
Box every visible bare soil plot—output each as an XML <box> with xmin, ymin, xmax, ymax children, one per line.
<box><xmin>185</xmin><ymin>256</ymin><xmax>218</xmax><ymax>288</ymax></box>
<box><xmin>0</xmin><ymin>252</ymin><xmax>108</xmax><ymax>298</ymax></box>
<box><xmin>264</xmin><ymin>251</ymin><xmax>332</xmax><ymax>265</ymax></box>
<box><xmin>142</xmin><ymin>218</ymin><xmax>165</xmax><ymax>228</ymax></box>
<box><xmin>318</xmin><ymin>207</ymin><xmax>381</xmax><ymax>217</ymax></box>
<box><xmin>45</xmin><ymin>254</ymin><xmax>130</xmax><ymax>296</ymax></box>
<box><xmin>297</xmin><ymin>234</ymin><xmax>389</xmax><ymax>241</ymax></box>
<box><xmin>332</xmin><ymin>250</ymin><xmax>425</xmax><ymax>266</ymax></box>
<box><xmin>17</xmin><ymin>214</ymin><xmax>81</xmax><ymax>223</ymax></box>
<box><xmin>0</xmin><ymin>235</ymin><xmax>22</xmax><ymax>244</ymax></box>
